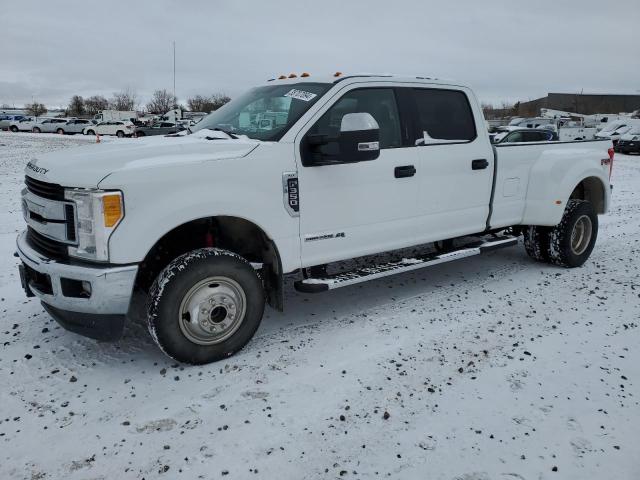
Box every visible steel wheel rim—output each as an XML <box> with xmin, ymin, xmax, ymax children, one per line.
<box><xmin>178</xmin><ymin>276</ymin><xmax>246</xmax><ymax>345</ymax></box>
<box><xmin>571</xmin><ymin>215</ymin><xmax>592</xmax><ymax>255</ymax></box>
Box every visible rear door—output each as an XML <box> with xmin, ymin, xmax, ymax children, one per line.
<box><xmin>409</xmin><ymin>87</ymin><xmax>494</xmax><ymax>241</ymax></box>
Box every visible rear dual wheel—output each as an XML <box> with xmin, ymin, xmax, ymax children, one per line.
<box><xmin>524</xmin><ymin>200</ymin><xmax>597</xmax><ymax>267</ymax></box>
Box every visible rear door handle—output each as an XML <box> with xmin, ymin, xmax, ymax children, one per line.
<box><xmin>472</xmin><ymin>159</ymin><xmax>489</xmax><ymax>170</ymax></box>
<box><xmin>394</xmin><ymin>165</ymin><xmax>416</xmax><ymax>178</ymax></box>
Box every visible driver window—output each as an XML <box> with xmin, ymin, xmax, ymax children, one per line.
<box><xmin>309</xmin><ymin>88</ymin><xmax>402</xmax><ymax>149</ymax></box>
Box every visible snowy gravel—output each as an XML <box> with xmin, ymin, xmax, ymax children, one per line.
<box><xmin>0</xmin><ymin>132</ymin><xmax>638</xmax><ymax>480</ymax></box>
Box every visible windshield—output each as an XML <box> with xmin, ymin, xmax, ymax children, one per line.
<box><xmin>614</xmin><ymin>125</ymin><xmax>632</xmax><ymax>134</ymax></box>
<box><xmin>601</xmin><ymin>122</ymin><xmax>625</xmax><ymax>133</ymax></box>
<box><xmin>192</xmin><ymin>82</ymin><xmax>332</xmax><ymax>141</ymax></box>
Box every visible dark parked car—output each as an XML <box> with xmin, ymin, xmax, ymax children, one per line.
<box><xmin>134</xmin><ymin>122</ymin><xmax>184</xmax><ymax>137</ymax></box>
<box><xmin>494</xmin><ymin>128</ymin><xmax>558</xmax><ymax>144</ymax></box>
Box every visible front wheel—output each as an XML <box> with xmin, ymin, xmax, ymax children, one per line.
<box><xmin>32</xmin><ymin>127</ymin><xmax>41</xmax><ymax>133</ymax></box>
<box><xmin>548</xmin><ymin>200</ymin><xmax>598</xmax><ymax>267</ymax></box>
<box><xmin>56</xmin><ymin>128</ymin><xmax>64</xmax><ymax>135</ymax></box>
<box><xmin>116</xmin><ymin>130</ymin><xmax>125</xmax><ymax>138</ymax></box>
<box><xmin>147</xmin><ymin>248</ymin><xmax>265</xmax><ymax>364</ymax></box>
<box><xmin>86</xmin><ymin>129</ymin><xmax>95</xmax><ymax>136</ymax></box>
<box><xmin>10</xmin><ymin>126</ymin><xmax>18</xmax><ymax>132</ymax></box>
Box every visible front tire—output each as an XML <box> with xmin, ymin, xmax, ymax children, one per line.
<box><xmin>10</xmin><ymin>126</ymin><xmax>18</xmax><ymax>132</ymax></box>
<box><xmin>548</xmin><ymin>200</ymin><xmax>598</xmax><ymax>267</ymax></box>
<box><xmin>32</xmin><ymin>127</ymin><xmax>41</xmax><ymax>133</ymax></box>
<box><xmin>56</xmin><ymin>128</ymin><xmax>64</xmax><ymax>135</ymax></box>
<box><xmin>116</xmin><ymin>130</ymin><xmax>125</xmax><ymax>138</ymax></box>
<box><xmin>147</xmin><ymin>248</ymin><xmax>265</xmax><ymax>364</ymax></box>
<box><xmin>86</xmin><ymin>129</ymin><xmax>95</xmax><ymax>136</ymax></box>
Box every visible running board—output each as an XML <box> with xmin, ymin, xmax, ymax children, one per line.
<box><xmin>294</xmin><ymin>236</ymin><xmax>518</xmax><ymax>293</ymax></box>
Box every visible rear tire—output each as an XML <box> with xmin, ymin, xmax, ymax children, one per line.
<box><xmin>147</xmin><ymin>248</ymin><xmax>265</xmax><ymax>365</ymax></box>
<box><xmin>10</xmin><ymin>126</ymin><xmax>18</xmax><ymax>132</ymax></box>
<box><xmin>548</xmin><ymin>200</ymin><xmax>598</xmax><ymax>268</ymax></box>
<box><xmin>523</xmin><ymin>226</ymin><xmax>551</xmax><ymax>262</ymax></box>
<box><xmin>32</xmin><ymin>127</ymin><xmax>41</xmax><ymax>133</ymax></box>
<box><xmin>116</xmin><ymin>130</ymin><xmax>125</xmax><ymax>138</ymax></box>
<box><xmin>86</xmin><ymin>129</ymin><xmax>95</xmax><ymax>136</ymax></box>
<box><xmin>56</xmin><ymin>128</ymin><xmax>64</xmax><ymax>135</ymax></box>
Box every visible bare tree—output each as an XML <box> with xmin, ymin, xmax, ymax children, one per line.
<box><xmin>84</xmin><ymin>95</ymin><xmax>109</xmax><ymax>115</ymax></box>
<box><xmin>110</xmin><ymin>88</ymin><xmax>137</xmax><ymax>111</ymax></box>
<box><xmin>68</xmin><ymin>95</ymin><xmax>85</xmax><ymax>116</ymax></box>
<box><xmin>25</xmin><ymin>102</ymin><xmax>47</xmax><ymax>117</ymax></box>
<box><xmin>146</xmin><ymin>89</ymin><xmax>178</xmax><ymax>114</ymax></box>
<box><xmin>187</xmin><ymin>93</ymin><xmax>231</xmax><ymax>113</ymax></box>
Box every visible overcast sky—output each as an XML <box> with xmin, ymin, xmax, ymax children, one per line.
<box><xmin>1</xmin><ymin>0</ymin><xmax>639</xmax><ymax>109</ymax></box>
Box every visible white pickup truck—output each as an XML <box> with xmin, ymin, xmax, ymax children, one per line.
<box><xmin>16</xmin><ymin>74</ymin><xmax>614</xmax><ymax>364</ymax></box>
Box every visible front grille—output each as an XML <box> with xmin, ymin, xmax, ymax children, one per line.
<box><xmin>25</xmin><ymin>176</ymin><xmax>65</xmax><ymax>201</ymax></box>
<box><xmin>27</xmin><ymin>227</ymin><xmax>69</xmax><ymax>261</ymax></box>
<box><xmin>65</xmin><ymin>204</ymin><xmax>76</xmax><ymax>242</ymax></box>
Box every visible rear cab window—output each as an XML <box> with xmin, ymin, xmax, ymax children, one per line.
<box><xmin>411</xmin><ymin>88</ymin><xmax>477</xmax><ymax>145</ymax></box>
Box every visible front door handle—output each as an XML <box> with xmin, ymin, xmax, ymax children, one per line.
<box><xmin>395</xmin><ymin>165</ymin><xmax>416</xmax><ymax>178</ymax></box>
<box><xmin>472</xmin><ymin>159</ymin><xmax>489</xmax><ymax>170</ymax></box>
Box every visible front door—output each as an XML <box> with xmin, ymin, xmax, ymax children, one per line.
<box><xmin>295</xmin><ymin>86</ymin><xmax>420</xmax><ymax>267</ymax></box>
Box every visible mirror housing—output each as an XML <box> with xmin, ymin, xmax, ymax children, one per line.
<box><xmin>302</xmin><ymin>112</ymin><xmax>380</xmax><ymax>166</ymax></box>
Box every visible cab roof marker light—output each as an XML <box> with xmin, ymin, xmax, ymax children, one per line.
<box><xmin>334</xmin><ymin>71</ymin><xmax>342</xmax><ymax>77</ymax></box>
<box><xmin>278</xmin><ymin>75</ymin><xmax>287</xmax><ymax>80</ymax></box>
<box><xmin>300</xmin><ymin>72</ymin><xmax>310</xmax><ymax>77</ymax></box>
<box><xmin>288</xmin><ymin>73</ymin><xmax>297</xmax><ymax>78</ymax></box>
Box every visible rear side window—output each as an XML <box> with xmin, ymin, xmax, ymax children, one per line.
<box><xmin>413</xmin><ymin>88</ymin><xmax>476</xmax><ymax>142</ymax></box>
<box><xmin>523</xmin><ymin>131</ymin><xmax>543</xmax><ymax>142</ymax></box>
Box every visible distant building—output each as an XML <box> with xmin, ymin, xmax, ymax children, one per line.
<box><xmin>520</xmin><ymin>93</ymin><xmax>640</xmax><ymax>116</ymax></box>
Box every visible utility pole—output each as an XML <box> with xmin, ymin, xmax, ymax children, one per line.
<box><xmin>173</xmin><ymin>41</ymin><xmax>176</xmax><ymax>109</ymax></box>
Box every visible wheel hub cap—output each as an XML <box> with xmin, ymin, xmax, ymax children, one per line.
<box><xmin>570</xmin><ymin>215</ymin><xmax>592</xmax><ymax>255</ymax></box>
<box><xmin>178</xmin><ymin>277</ymin><xmax>246</xmax><ymax>345</ymax></box>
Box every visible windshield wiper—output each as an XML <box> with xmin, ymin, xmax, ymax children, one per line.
<box><xmin>213</xmin><ymin>127</ymin><xmax>238</xmax><ymax>139</ymax></box>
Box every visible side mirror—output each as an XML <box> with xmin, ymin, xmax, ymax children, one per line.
<box><xmin>302</xmin><ymin>112</ymin><xmax>380</xmax><ymax>166</ymax></box>
<box><xmin>337</xmin><ymin>112</ymin><xmax>380</xmax><ymax>162</ymax></box>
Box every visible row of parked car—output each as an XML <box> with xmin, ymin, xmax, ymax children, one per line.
<box><xmin>0</xmin><ymin>115</ymin><xmax>186</xmax><ymax>137</ymax></box>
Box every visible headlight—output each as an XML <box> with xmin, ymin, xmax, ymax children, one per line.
<box><xmin>64</xmin><ymin>189</ymin><xmax>124</xmax><ymax>261</ymax></box>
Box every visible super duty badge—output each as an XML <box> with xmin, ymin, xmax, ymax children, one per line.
<box><xmin>282</xmin><ymin>172</ymin><xmax>299</xmax><ymax>217</ymax></box>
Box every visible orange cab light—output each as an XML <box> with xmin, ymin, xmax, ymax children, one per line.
<box><xmin>334</xmin><ymin>71</ymin><xmax>342</xmax><ymax>77</ymax></box>
<box><xmin>301</xmin><ymin>72</ymin><xmax>310</xmax><ymax>77</ymax></box>
<box><xmin>278</xmin><ymin>75</ymin><xmax>287</xmax><ymax>80</ymax></box>
<box><xmin>288</xmin><ymin>73</ymin><xmax>297</xmax><ymax>78</ymax></box>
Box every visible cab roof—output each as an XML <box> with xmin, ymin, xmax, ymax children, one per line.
<box><xmin>265</xmin><ymin>73</ymin><xmax>467</xmax><ymax>89</ymax></box>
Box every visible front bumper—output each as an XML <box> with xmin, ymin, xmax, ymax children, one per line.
<box><xmin>16</xmin><ymin>230</ymin><xmax>138</xmax><ymax>340</ymax></box>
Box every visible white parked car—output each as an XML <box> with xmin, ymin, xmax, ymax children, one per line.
<box><xmin>17</xmin><ymin>73</ymin><xmax>613</xmax><ymax>364</ymax></box>
<box><xmin>83</xmin><ymin>120</ymin><xmax>135</xmax><ymax>137</ymax></box>
<box><xmin>31</xmin><ymin>118</ymin><xmax>70</xmax><ymax>133</ymax></box>
<box><xmin>595</xmin><ymin>121</ymin><xmax>638</xmax><ymax>144</ymax></box>
<box><xmin>8</xmin><ymin>117</ymin><xmax>36</xmax><ymax>132</ymax></box>
<box><xmin>58</xmin><ymin>119</ymin><xmax>94</xmax><ymax>135</ymax></box>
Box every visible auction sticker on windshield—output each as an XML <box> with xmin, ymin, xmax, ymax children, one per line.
<box><xmin>284</xmin><ymin>89</ymin><xmax>317</xmax><ymax>102</ymax></box>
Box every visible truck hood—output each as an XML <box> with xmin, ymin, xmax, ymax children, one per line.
<box><xmin>24</xmin><ymin>133</ymin><xmax>261</xmax><ymax>188</ymax></box>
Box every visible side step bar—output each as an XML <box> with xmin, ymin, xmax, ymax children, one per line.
<box><xmin>294</xmin><ymin>235</ymin><xmax>518</xmax><ymax>293</ymax></box>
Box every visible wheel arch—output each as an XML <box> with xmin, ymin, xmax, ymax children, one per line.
<box><xmin>569</xmin><ymin>175</ymin><xmax>607</xmax><ymax>214</ymax></box>
<box><xmin>135</xmin><ymin>215</ymin><xmax>284</xmax><ymax>311</ymax></box>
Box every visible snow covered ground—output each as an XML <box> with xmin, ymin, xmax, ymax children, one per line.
<box><xmin>0</xmin><ymin>132</ymin><xmax>638</xmax><ymax>480</ymax></box>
